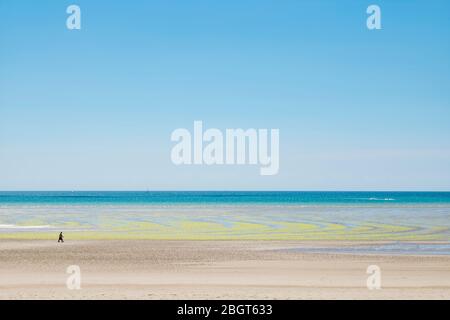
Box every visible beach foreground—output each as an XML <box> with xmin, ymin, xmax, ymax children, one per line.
<box><xmin>0</xmin><ymin>240</ymin><xmax>449</xmax><ymax>299</ymax></box>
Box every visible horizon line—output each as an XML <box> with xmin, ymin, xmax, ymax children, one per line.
<box><xmin>1</xmin><ymin>190</ymin><xmax>450</xmax><ymax>193</ymax></box>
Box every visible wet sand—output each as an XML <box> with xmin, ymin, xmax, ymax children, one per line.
<box><xmin>0</xmin><ymin>240</ymin><xmax>449</xmax><ymax>299</ymax></box>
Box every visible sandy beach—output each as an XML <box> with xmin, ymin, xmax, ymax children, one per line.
<box><xmin>1</xmin><ymin>240</ymin><xmax>449</xmax><ymax>300</ymax></box>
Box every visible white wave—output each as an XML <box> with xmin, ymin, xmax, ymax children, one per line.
<box><xmin>0</xmin><ymin>224</ymin><xmax>53</xmax><ymax>229</ymax></box>
<box><xmin>368</xmin><ymin>198</ymin><xmax>395</xmax><ymax>201</ymax></box>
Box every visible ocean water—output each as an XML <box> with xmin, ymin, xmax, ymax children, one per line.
<box><xmin>286</xmin><ymin>242</ymin><xmax>450</xmax><ymax>256</ymax></box>
<box><xmin>1</xmin><ymin>191</ymin><xmax>450</xmax><ymax>205</ymax></box>
<box><xmin>0</xmin><ymin>192</ymin><xmax>449</xmax><ymax>254</ymax></box>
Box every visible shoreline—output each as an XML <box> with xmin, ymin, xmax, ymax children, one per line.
<box><xmin>2</xmin><ymin>201</ymin><xmax>448</xmax><ymax>242</ymax></box>
<box><xmin>1</xmin><ymin>240</ymin><xmax>449</xmax><ymax>299</ymax></box>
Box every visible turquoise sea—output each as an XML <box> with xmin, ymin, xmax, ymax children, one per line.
<box><xmin>0</xmin><ymin>192</ymin><xmax>449</xmax><ymax>254</ymax></box>
<box><xmin>1</xmin><ymin>191</ymin><xmax>450</xmax><ymax>205</ymax></box>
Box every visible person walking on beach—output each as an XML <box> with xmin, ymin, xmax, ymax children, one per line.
<box><xmin>58</xmin><ymin>232</ymin><xmax>64</xmax><ymax>243</ymax></box>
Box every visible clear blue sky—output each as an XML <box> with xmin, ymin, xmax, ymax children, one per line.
<box><xmin>0</xmin><ymin>0</ymin><xmax>449</xmax><ymax>191</ymax></box>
